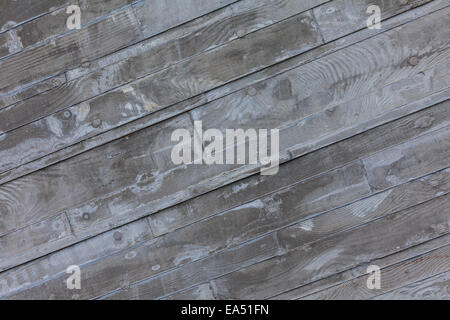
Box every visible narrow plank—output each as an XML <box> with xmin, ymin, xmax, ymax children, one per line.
<box><xmin>0</xmin><ymin>219</ymin><xmax>151</xmax><ymax>297</ymax></box>
<box><xmin>270</xmin><ymin>234</ymin><xmax>450</xmax><ymax>299</ymax></box>
<box><xmin>0</xmin><ymin>0</ymin><xmax>327</xmax><ymax>136</ymax></box>
<box><xmin>0</xmin><ymin>8</ymin><xmax>142</xmax><ymax>95</ymax></box>
<box><xmin>314</xmin><ymin>0</ymin><xmax>433</xmax><ymax>42</ymax></box>
<box><xmin>211</xmin><ymin>193</ymin><xmax>450</xmax><ymax>299</ymax></box>
<box><xmin>162</xmin><ymin>283</ymin><xmax>216</xmax><ymax>300</ymax></box>
<box><xmin>3</xmin><ymin>161</ymin><xmax>369</xmax><ymax>296</ymax></box>
<box><xmin>301</xmin><ymin>245</ymin><xmax>450</xmax><ymax>299</ymax></box>
<box><xmin>0</xmin><ymin>0</ymin><xmax>69</xmax><ymax>32</ymax></box>
<box><xmin>374</xmin><ymin>270</ymin><xmax>450</xmax><ymax>300</ymax></box>
<box><xmin>0</xmin><ymin>74</ymin><xmax>66</xmax><ymax>110</ymax></box>
<box><xmin>0</xmin><ymin>0</ymin><xmax>446</xmax><ymax>184</ymax></box>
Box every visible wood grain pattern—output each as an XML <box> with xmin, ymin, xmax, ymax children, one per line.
<box><xmin>374</xmin><ymin>270</ymin><xmax>450</xmax><ymax>300</ymax></box>
<box><xmin>301</xmin><ymin>244</ymin><xmax>450</xmax><ymax>299</ymax></box>
<box><xmin>211</xmin><ymin>193</ymin><xmax>450</xmax><ymax>299</ymax></box>
<box><xmin>271</xmin><ymin>233</ymin><xmax>450</xmax><ymax>299</ymax></box>
<box><xmin>0</xmin><ymin>0</ymin><xmax>449</xmax><ymax>300</ymax></box>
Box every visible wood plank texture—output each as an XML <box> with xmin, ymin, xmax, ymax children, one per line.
<box><xmin>0</xmin><ymin>0</ymin><xmax>449</xmax><ymax>300</ymax></box>
<box><xmin>0</xmin><ymin>0</ymin><xmax>447</xmax><ymax>186</ymax></box>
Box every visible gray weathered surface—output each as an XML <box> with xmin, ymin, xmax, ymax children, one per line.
<box><xmin>0</xmin><ymin>0</ymin><xmax>449</xmax><ymax>300</ymax></box>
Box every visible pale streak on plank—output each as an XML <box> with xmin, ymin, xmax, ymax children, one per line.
<box><xmin>313</xmin><ymin>0</ymin><xmax>434</xmax><ymax>42</ymax></box>
<box><xmin>0</xmin><ymin>8</ymin><xmax>142</xmax><ymax>95</ymax></box>
<box><xmin>15</xmin><ymin>0</ymin><xmax>138</xmax><ymax>49</ymax></box>
<box><xmin>0</xmin><ymin>0</ymin><xmax>446</xmax><ymax>185</ymax></box>
<box><xmin>0</xmin><ymin>74</ymin><xmax>66</xmax><ymax>110</ymax></box>
<box><xmin>0</xmin><ymin>30</ymin><xmax>22</xmax><ymax>59</ymax></box>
